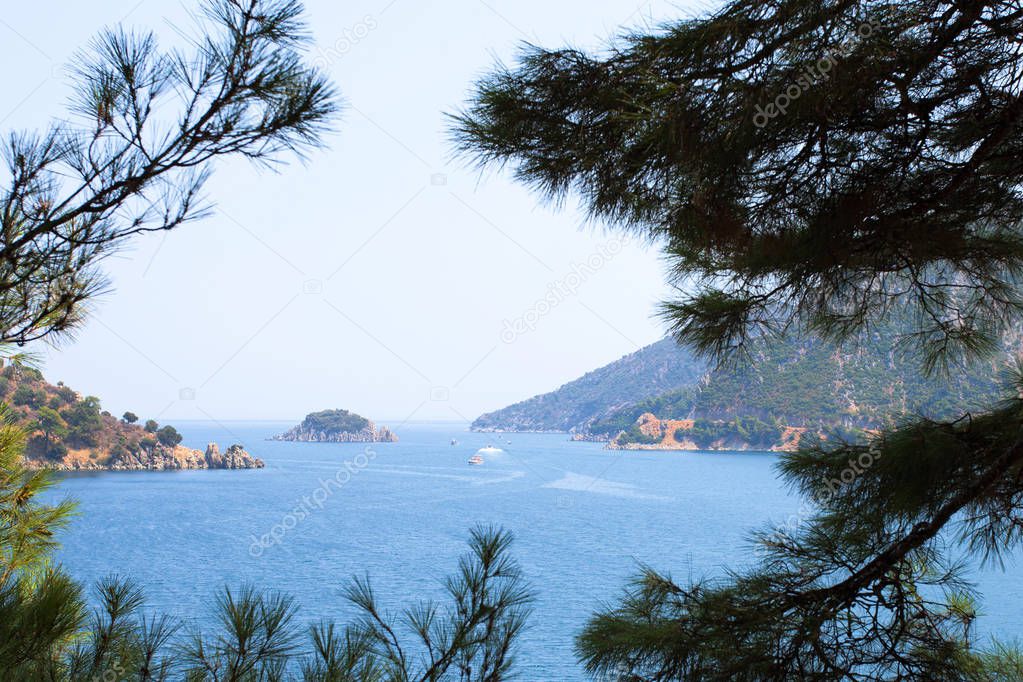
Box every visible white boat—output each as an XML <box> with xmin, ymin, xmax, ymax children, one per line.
<box><xmin>468</xmin><ymin>454</ymin><xmax>484</xmax><ymax>465</ymax></box>
<box><xmin>476</xmin><ymin>445</ymin><xmax>504</xmax><ymax>456</ymax></box>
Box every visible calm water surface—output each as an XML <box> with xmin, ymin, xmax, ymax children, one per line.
<box><xmin>44</xmin><ymin>422</ymin><xmax>1023</xmax><ymax>680</ymax></box>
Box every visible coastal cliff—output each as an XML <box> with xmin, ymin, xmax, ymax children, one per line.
<box><xmin>272</xmin><ymin>409</ymin><xmax>398</xmax><ymax>443</ymax></box>
<box><xmin>1</xmin><ymin>364</ymin><xmax>264</xmax><ymax>471</ymax></box>
<box><xmin>30</xmin><ymin>443</ymin><xmax>264</xmax><ymax>472</ymax></box>
<box><xmin>606</xmin><ymin>412</ymin><xmax>807</xmax><ymax>452</ymax></box>
<box><xmin>477</xmin><ymin>327</ymin><xmax>1010</xmax><ymax>449</ymax></box>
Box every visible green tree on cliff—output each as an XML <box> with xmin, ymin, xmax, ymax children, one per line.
<box><xmin>454</xmin><ymin>0</ymin><xmax>1023</xmax><ymax>677</ymax></box>
<box><xmin>35</xmin><ymin>407</ymin><xmax>67</xmax><ymax>444</ymax></box>
<box><xmin>156</xmin><ymin>425</ymin><xmax>183</xmax><ymax>447</ymax></box>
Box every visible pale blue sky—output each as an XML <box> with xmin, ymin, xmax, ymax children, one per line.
<box><xmin>1</xmin><ymin>0</ymin><xmax>707</xmax><ymax>424</ymax></box>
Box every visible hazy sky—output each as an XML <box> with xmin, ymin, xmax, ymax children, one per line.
<box><xmin>1</xmin><ymin>0</ymin><xmax>707</xmax><ymax>424</ymax></box>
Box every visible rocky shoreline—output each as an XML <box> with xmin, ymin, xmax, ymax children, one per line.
<box><xmin>26</xmin><ymin>443</ymin><xmax>265</xmax><ymax>472</ymax></box>
<box><xmin>270</xmin><ymin>425</ymin><xmax>398</xmax><ymax>443</ymax></box>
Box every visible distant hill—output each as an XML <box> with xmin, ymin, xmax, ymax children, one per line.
<box><xmin>471</xmin><ymin>338</ymin><xmax>707</xmax><ymax>432</ymax></box>
<box><xmin>1</xmin><ymin>363</ymin><xmax>263</xmax><ymax>471</ymax></box>
<box><xmin>591</xmin><ymin>331</ymin><xmax>1007</xmax><ymax>442</ymax></box>
<box><xmin>272</xmin><ymin>409</ymin><xmax>398</xmax><ymax>443</ymax></box>
<box><xmin>474</xmin><ymin>332</ymin><xmax>1012</xmax><ymax>450</ymax></box>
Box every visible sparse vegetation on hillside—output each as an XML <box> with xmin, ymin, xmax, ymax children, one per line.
<box><xmin>0</xmin><ymin>363</ymin><xmax>197</xmax><ymax>468</ymax></box>
<box><xmin>581</xmin><ymin>329</ymin><xmax>1008</xmax><ymax>448</ymax></box>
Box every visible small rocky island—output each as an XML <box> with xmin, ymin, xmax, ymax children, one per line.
<box><xmin>272</xmin><ymin>409</ymin><xmax>398</xmax><ymax>443</ymax></box>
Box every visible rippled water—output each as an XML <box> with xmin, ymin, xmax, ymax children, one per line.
<box><xmin>44</xmin><ymin>422</ymin><xmax>1023</xmax><ymax>680</ymax></box>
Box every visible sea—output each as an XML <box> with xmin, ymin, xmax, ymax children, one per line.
<box><xmin>42</xmin><ymin>421</ymin><xmax>1023</xmax><ymax>680</ymax></box>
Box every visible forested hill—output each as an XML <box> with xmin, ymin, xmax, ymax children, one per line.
<box><xmin>471</xmin><ymin>338</ymin><xmax>707</xmax><ymax>432</ymax></box>
<box><xmin>474</xmin><ymin>333</ymin><xmax>1011</xmax><ymax>438</ymax></box>
<box><xmin>593</xmin><ymin>334</ymin><xmax>1012</xmax><ymax>447</ymax></box>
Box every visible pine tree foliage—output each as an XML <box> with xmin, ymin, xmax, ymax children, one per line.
<box><xmin>0</xmin><ymin>2</ymin><xmax>534</xmax><ymax>680</ymax></box>
<box><xmin>452</xmin><ymin>0</ymin><xmax>1023</xmax><ymax>369</ymax></box>
<box><xmin>0</xmin><ymin>0</ymin><xmax>338</xmax><ymax>346</ymax></box>
<box><xmin>453</xmin><ymin>0</ymin><xmax>1023</xmax><ymax>679</ymax></box>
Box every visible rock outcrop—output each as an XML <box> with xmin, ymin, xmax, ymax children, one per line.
<box><xmin>272</xmin><ymin>423</ymin><xmax>398</xmax><ymax>443</ymax></box>
<box><xmin>606</xmin><ymin>413</ymin><xmax>803</xmax><ymax>452</ymax></box>
<box><xmin>30</xmin><ymin>443</ymin><xmax>264</xmax><ymax>471</ymax></box>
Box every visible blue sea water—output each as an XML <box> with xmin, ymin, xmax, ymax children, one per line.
<box><xmin>43</xmin><ymin>421</ymin><xmax>1023</xmax><ymax>680</ymax></box>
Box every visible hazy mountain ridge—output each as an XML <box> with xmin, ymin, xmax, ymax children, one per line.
<box><xmin>592</xmin><ymin>332</ymin><xmax>1007</xmax><ymax>439</ymax></box>
<box><xmin>471</xmin><ymin>338</ymin><xmax>708</xmax><ymax>432</ymax></box>
<box><xmin>474</xmin><ymin>333</ymin><xmax>1012</xmax><ymax>448</ymax></box>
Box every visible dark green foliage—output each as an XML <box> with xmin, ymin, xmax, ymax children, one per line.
<box><xmin>144</xmin><ymin>420</ymin><xmax>158</xmax><ymax>433</ymax></box>
<box><xmin>12</xmin><ymin>385</ymin><xmax>45</xmax><ymax>409</ymax></box>
<box><xmin>452</xmin><ymin>0</ymin><xmax>1023</xmax><ymax>372</ymax></box>
<box><xmin>54</xmin><ymin>386</ymin><xmax>75</xmax><ymax>404</ymax></box>
<box><xmin>685</xmin><ymin>417</ymin><xmax>783</xmax><ymax>450</ymax></box>
<box><xmin>488</xmin><ymin>325</ymin><xmax>1007</xmax><ymax>440</ymax></box>
<box><xmin>301</xmin><ymin>409</ymin><xmax>371</xmax><ymax>435</ymax></box>
<box><xmin>614</xmin><ymin>425</ymin><xmax>661</xmax><ymax>446</ymax></box>
<box><xmin>156</xmin><ymin>425</ymin><xmax>182</xmax><ymax>447</ymax></box>
<box><xmin>26</xmin><ymin>435</ymin><xmax>68</xmax><ymax>462</ymax></box>
<box><xmin>0</xmin><ymin>365</ymin><xmax>194</xmax><ymax>465</ymax></box>
<box><xmin>110</xmin><ymin>442</ymin><xmax>130</xmax><ymax>460</ymax></box>
<box><xmin>580</xmin><ymin>384</ymin><xmax>1023</xmax><ymax>679</ymax></box>
<box><xmin>35</xmin><ymin>407</ymin><xmax>67</xmax><ymax>442</ymax></box>
<box><xmin>455</xmin><ymin>0</ymin><xmax>1023</xmax><ymax>677</ymax></box>
<box><xmin>61</xmin><ymin>398</ymin><xmax>103</xmax><ymax>448</ymax></box>
<box><xmin>121</xmin><ymin>411</ymin><xmax>138</xmax><ymax>424</ymax></box>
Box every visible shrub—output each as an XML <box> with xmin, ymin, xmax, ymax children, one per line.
<box><xmin>12</xmin><ymin>385</ymin><xmax>46</xmax><ymax>408</ymax></box>
<box><xmin>156</xmin><ymin>425</ymin><xmax>182</xmax><ymax>447</ymax></box>
<box><xmin>26</xmin><ymin>435</ymin><xmax>67</xmax><ymax>462</ymax></box>
<box><xmin>62</xmin><ymin>400</ymin><xmax>103</xmax><ymax>448</ymax></box>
